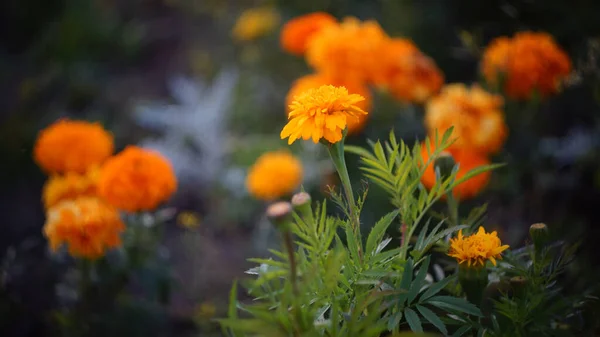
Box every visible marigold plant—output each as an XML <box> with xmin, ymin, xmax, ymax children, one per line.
<box><xmin>425</xmin><ymin>84</ymin><xmax>508</xmax><ymax>155</ymax></box>
<box><xmin>231</xmin><ymin>6</ymin><xmax>280</xmax><ymax>41</ymax></box>
<box><xmin>420</xmin><ymin>142</ymin><xmax>491</xmax><ymax>200</ymax></box>
<box><xmin>280</xmin><ymin>12</ymin><xmax>337</xmax><ymax>56</ymax></box>
<box><xmin>43</xmin><ymin>197</ymin><xmax>125</xmax><ymax>259</ymax></box>
<box><xmin>97</xmin><ymin>146</ymin><xmax>177</xmax><ymax>212</ymax></box>
<box><xmin>482</xmin><ymin>31</ymin><xmax>572</xmax><ymax>99</ymax></box>
<box><xmin>448</xmin><ymin>226</ymin><xmax>510</xmax><ymax>267</ymax></box>
<box><xmin>42</xmin><ymin>167</ymin><xmax>100</xmax><ymax>210</ymax></box>
<box><xmin>285</xmin><ymin>73</ymin><xmax>371</xmax><ymax>134</ymax></box>
<box><xmin>34</xmin><ymin>119</ymin><xmax>114</xmax><ymax>174</ymax></box>
<box><xmin>246</xmin><ymin>151</ymin><xmax>303</xmax><ymax>201</ymax></box>
<box><xmin>281</xmin><ymin>85</ymin><xmax>367</xmax><ymax>145</ymax></box>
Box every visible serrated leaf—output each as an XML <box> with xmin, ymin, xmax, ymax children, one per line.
<box><xmin>426</xmin><ymin>296</ymin><xmax>483</xmax><ymax>317</ymax></box>
<box><xmin>416</xmin><ymin>305</ymin><xmax>447</xmax><ymax>335</ymax></box>
<box><xmin>366</xmin><ymin>210</ymin><xmax>399</xmax><ymax>258</ymax></box>
<box><xmin>404</xmin><ymin>307</ymin><xmax>423</xmax><ymax>332</ymax></box>
<box><xmin>420</xmin><ymin>275</ymin><xmax>456</xmax><ymax>302</ymax></box>
<box><xmin>407</xmin><ymin>256</ymin><xmax>430</xmax><ymax>304</ymax></box>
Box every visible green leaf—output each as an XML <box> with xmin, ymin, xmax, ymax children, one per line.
<box><xmin>419</xmin><ymin>275</ymin><xmax>456</xmax><ymax>302</ymax></box>
<box><xmin>388</xmin><ymin>310</ymin><xmax>403</xmax><ymax>331</ymax></box>
<box><xmin>345</xmin><ymin>145</ymin><xmax>377</xmax><ymax>160</ymax></box>
<box><xmin>403</xmin><ymin>307</ymin><xmax>423</xmax><ymax>332</ymax></box>
<box><xmin>426</xmin><ymin>296</ymin><xmax>483</xmax><ymax>317</ymax></box>
<box><xmin>407</xmin><ymin>256</ymin><xmax>430</xmax><ymax>304</ymax></box>
<box><xmin>416</xmin><ymin>305</ymin><xmax>447</xmax><ymax>335</ymax></box>
<box><xmin>452</xmin><ymin>163</ymin><xmax>504</xmax><ymax>188</ymax></box>
<box><xmin>366</xmin><ymin>210</ymin><xmax>399</xmax><ymax>258</ymax></box>
<box><xmin>452</xmin><ymin>325</ymin><xmax>471</xmax><ymax>337</ymax></box>
<box><xmin>222</xmin><ymin>281</ymin><xmax>240</xmax><ymax>337</ymax></box>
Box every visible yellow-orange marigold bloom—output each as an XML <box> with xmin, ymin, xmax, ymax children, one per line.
<box><xmin>372</xmin><ymin>38</ymin><xmax>444</xmax><ymax>103</ymax></box>
<box><xmin>42</xmin><ymin>167</ymin><xmax>100</xmax><ymax>210</ymax></box>
<box><xmin>420</xmin><ymin>142</ymin><xmax>491</xmax><ymax>200</ymax></box>
<box><xmin>97</xmin><ymin>146</ymin><xmax>177</xmax><ymax>212</ymax></box>
<box><xmin>43</xmin><ymin>197</ymin><xmax>125</xmax><ymax>259</ymax></box>
<box><xmin>425</xmin><ymin>84</ymin><xmax>508</xmax><ymax>155</ymax></box>
<box><xmin>306</xmin><ymin>17</ymin><xmax>388</xmax><ymax>83</ymax></box>
<box><xmin>232</xmin><ymin>7</ymin><xmax>280</xmax><ymax>41</ymax></box>
<box><xmin>34</xmin><ymin>119</ymin><xmax>114</xmax><ymax>174</ymax></box>
<box><xmin>246</xmin><ymin>151</ymin><xmax>303</xmax><ymax>201</ymax></box>
<box><xmin>280</xmin><ymin>12</ymin><xmax>337</xmax><ymax>56</ymax></box>
<box><xmin>281</xmin><ymin>85</ymin><xmax>367</xmax><ymax>145</ymax></box>
<box><xmin>285</xmin><ymin>74</ymin><xmax>371</xmax><ymax>135</ymax></box>
<box><xmin>448</xmin><ymin>226</ymin><xmax>509</xmax><ymax>267</ymax></box>
<box><xmin>482</xmin><ymin>32</ymin><xmax>572</xmax><ymax>99</ymax></box>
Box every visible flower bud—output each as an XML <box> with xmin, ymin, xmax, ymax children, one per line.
<box><xmin>291</xmin><ymin>192</ymin><xmax>312</xmax><ymax>222</ymax></box>
<box><xmin>509</xmin><ymin>276</ymin><xmax>528</xmax><ymax>299</ymax></box>
<box><xmin>529</xmin><ymin>223</ymin><xmax>549</xmax><ymax>250</ymax></box>
<box><xmin>266</xmin><ymin>201</ymin><xmax>293</xmax><ymax>231</ymax></box>
<box><xmin>434</xmin><ymin>151</ymin><xmax>456</xmax><ymax>181</ymax></box>
<box><xmin>458</xmin><ymin>264</ymin><xmax>489</xmax><ymax>306</ymax></box>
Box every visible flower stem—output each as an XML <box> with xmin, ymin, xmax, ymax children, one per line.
<box><xmin>282</xmin><ymin>231</ymin><xmax>298</xmax><ymax>295</ymax></box>
<box><xmin>327</xmin><ymin>137</ymin><xmax>359</xmax><ymax>232</ymax></box>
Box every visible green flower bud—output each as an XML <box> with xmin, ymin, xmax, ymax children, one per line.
<box><xmin>434</xmin><ymin>151</ymin><xmax>456</xmax><ymax>181</ymax></box>
<box><xmin>266</xmin><ymin>202</ymin><xmax>293</xmax><ymax>232</ymax></box>
<box><xmin>529</xmin><ymin>223</ymin><xmax>549</xmax><ymax>250</ymax></box>
<box><xmin>458</xmin><ymin>264</ymin><xmax>489</xmax><ymax>306</ymax></box>
<box><xmin>291</xmin><ymin>192</ymin><xmax>312</xmax><ymax>222</ymax></box>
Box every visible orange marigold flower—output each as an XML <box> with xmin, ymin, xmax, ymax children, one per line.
<box><xmin>34</xmin><ymin>119</ymin><xmax>114</xmax><ymax>174</ymax></box>
<box><xmin>420</xmin><ymin>142</ymin><xmax>491</xmax><ymax>200</ymax></box>
<box><xmin>306</xmin><ymin>17</ymin><xmax>388</xmax><ymax>83</ymax></box>
<box><xmin>42</xmin><ymin>167</ymin><xmax>100</xmax><ymax>210</ymax></box>
<box><xmin>285</xmin><ymin>73</ymin><xmax>371</xmax><ymax>135</ymax></box>
<box><xmin>232</xmin><ymin>6</ymin><xmax>280</xmax><ymax>41</ymax></box>
<box><xmin>97</xmin><ymin>146</ymin><xmax>177</xmax><ymax>212</ymax></box>
<box><xmin>280</xmin><ymin>12</ymin><xmax>337</xmax><ymax>56</ymax></box>
<box><xmin>43</xmin><ymin>197</ymin><xmax>125</xmax><ymax>259</ymax></box>
<box><xmin>281</xmin><ymin>85</ymin><xmax>367</xmax><ymax>145</ymax></box>
<box><xmin>425</xmin><ymin>84</ymin><xmax>508</xmax><ymax>155</ymax></box>
<box><xmin>246</xmin><ymin>151</ymin><xmax>303</xmax><ymax>201</ymax></box>
<box><xmin>481</xmin><ymin>31</ymin><xmax>572</xmax><ymax>99</ymax></box>
<box><xmin>448</xmin><ymin>226</ymin><xmax>509</xmax><ymax>267</ymax></box>
<box><xmin>372</xmin><ymin>38</ymin><xmax>444</xmax><ymax>103</ymax></box>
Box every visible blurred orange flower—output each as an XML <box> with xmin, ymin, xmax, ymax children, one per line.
<box><xmin>482</xmin><ymin>32</ymin><xmax>572</xmax><ymax>99</ymax></box>
<box><xmin>280</xmin><ymin>85</ymin><xmax>367</xmax><ymax>145</ymax></box>
<box><xmin>280</xmin><ymin>12</ymin><xmax>337</xmax><ymax>56</ymax></box>
<box><xmin>420</xmin><ymin>142</ymin><xmax>491</xmax><ymax>200</ymax></box>
<box><xmin>306</xmin><ymin>17</ymin><xmax>388</xmax><ymax>83</ymax></box>
<box><xmin>285</xmin><ymin>73</ymin><xmax>371</xmax><ymax>134</ymax></box>
<box><xmin>371</xmin><ymin>38</ymin><xmax>444</xmax><ymax>103</ymax></box>
<box><xmin>425</xmin><ymin>84</ymin><xmax>508</xmax><ymax>155</ymax></box>
<box><xmin>42</xmin><ymin>167</ymin><xmax>100</xmax><ymax>210</ymax></box>
<box><xmin>232</xmin><ymin>6</ymin><xmax>280</xmax><ymax>41</ymax></box>
<box><xmin>43</xmin><ymin>197</ymin><xmax>125</xmax><ymax>259</ymax></box>
<box><xmin>98</xmin><ymin>146</ymin><xmax>177</xmax><ymax>212</ymax></box>
<box><xmin>246</xmin><ymin>151</ymin><xmax>303</xmax><ymax>201</ymax></box>
<box><xmin>34</xmin><ymin>119</ymin><xmax>114</xmax><ymax>174</ymax></box>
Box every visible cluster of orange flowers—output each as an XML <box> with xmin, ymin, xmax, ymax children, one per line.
<box><xmin>280</xmin><ymin>12</ymin><xmax>444</xmax><ymax>135</ymax></box>
<box><xmin>34</xmin><ymin>119</ymin><xmax>177</xmax><ymax>259</ymax></box>
<box><xmin>481</xmin><ymin>32</ymin><xmax>572</xmax><ymax>100</ymax></box>
<box><xmin>448</xmin><ymin>226</ymin><xmax>509</xmax><ymax>267</ymax></box>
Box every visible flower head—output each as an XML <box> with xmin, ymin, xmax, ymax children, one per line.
<box><xmin>281</xmin><ymin>85</ymin><xmax>367</xmax><ymax>144</ymax></box>
<box><xmin>425</xmin><ymin>84</ymin><xmax>507</xmax><ymax>155</ymax></box>
<box><xmin>232</xmin><ymin>7</ymin><xmax>280</xmax><ymax>41</ymax></box>
<box><xmin>246</xmin><ymin>151</ymin><xmax>303</xmax><ymax>201</ymax></box>
<box><xmin>285</xmin><ymin>74</ymin><xmax>371</xmax><ymax>135</ymax></box>
<box><xmin>420</xmin><ymin>141</ymin><xmax>491</xmax><ymax>200</ymax></box>
<box><xmin>97</xmin><ymin>146</ymin><xmax>177</xmax><ymax>212</ymax></box>
<box><xmin>43</xmin><ymin>197</ymin><xmax>125</xmax><ymax>259</ymax></box>
<box><xmin>34</xmin><ymin>119</ymin><xmax>114</xmax><ymax>174</ymax></box>
<box><xmin>280</xmin><ymin>12</ymin><xmax>337</xmax><ymax>56</ymax></box>
<box><xmin>306</xmin><ymin>17</ymin><xmax>388</xmax><ymax>82</ymax></box>
<box><xmin>371</xmin><ymin>38</ymin><xmax>444</xmax><ymax>103</ymax></box>
<box><xmin>448</xmin><ymin>226</ymin><xmax>509</xmax><ymax>267</ymax></box>
<box><xmin>42</xmin><ymin>168</ymin><xmax>100</xmax><ymax>210</ymax></box>
<box><xmin>482</xmin><ymin>32</ymin><xmax>572</xmax><ymax>99</ymax></box>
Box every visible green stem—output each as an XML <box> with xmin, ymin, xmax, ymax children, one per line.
<box><xmin>327</xmin><ymin>138</ymin><xmax>358</xmax><ymax>232</ymax></box>
<box><xmin>283</xmin><ymin>231</ymin><xmax>298</xmax><ymax>295</ymax></box>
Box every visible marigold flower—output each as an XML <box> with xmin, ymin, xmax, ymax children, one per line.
<box><xmin>34</xmin><ymin>119</ymin><xmax>114</xmax><ymax>174</ymax></box>
<box><xmin>425</xmin><ymin>84</ymin><xmax>508</xmax><ymax>155</ymax></box>
<box><xmin>371</xmin><ymin>38</ymin><xmax>444</xmax><ymax>103</ymax></box>
<box><xmin>281</xmin><ymin>85</ymin><xmax>367</xmax><ymax>145</ymax></box>
<box><xmin>97</xmin><ymin>146</ymin><xmax>177</xmax><ymax>212</ymax></box>
<box><xmin>280</xmin><ymin>12</ymin><xmax>337</xmax><ymax>56</ymax></box>
<box><xmin>246</xmin><ymin>151</ymin><xmax>303</xmax><ymax>201</ymax></box>
<box><xmin>306</xmin><ymin>17</ymin><xmax>388</xmax><ymax>82</ymax></box>
<box><xmin>232</xmin><ymin>6</ymin><xmax>280</xmax><ymax>41</ymax></box>
<box><xmin>285</xmin><ymin>74</ymin><xmax>371</xmax><ymax>135</ymax></box>
<box><xmin>42</xmin><ymin>168</ymin><xmax>100</xmax><ymax>210</ymax></box>
<box><xmin>43</xmin><ymin>197</ymin><xmax>125</xmax><ymax>259</ymax></box>
<box><xmin>420</xmin><ymin>142</ymin><xmax>491</xmax><ymax>200</ymax></box>
<box><xmin>481</xmin><ymin>32</ymin><xmax>572</xmax><ymax>99</ymax></box>
<box><xmin>448</xmin><ymin>226</ymin><xmax>509</xmax><ymax>267</ymax></box>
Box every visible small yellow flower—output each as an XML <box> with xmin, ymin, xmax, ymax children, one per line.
<box><xmin>280</xmin><ymin>85</ymin><xmax>367</xmax><ymax>145</ymax></box>
<box><xmin>231</xmin><ymin>7</ymin><xmax>280</xmax><ymax>42</ymax></box>
<box><xmin>246</xmin><ymin>151</ymin><xmax>303</xmax><ymax>201</ymax></box>
<box><xmin>177</xmin><ymin>211</ymin><xmax>202</xmax><ymax>229</ymax></box>
<box><xmin>448</xmin><ymin>226</ymin><xmax>509</xmax><ymax>267</ymax></box>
